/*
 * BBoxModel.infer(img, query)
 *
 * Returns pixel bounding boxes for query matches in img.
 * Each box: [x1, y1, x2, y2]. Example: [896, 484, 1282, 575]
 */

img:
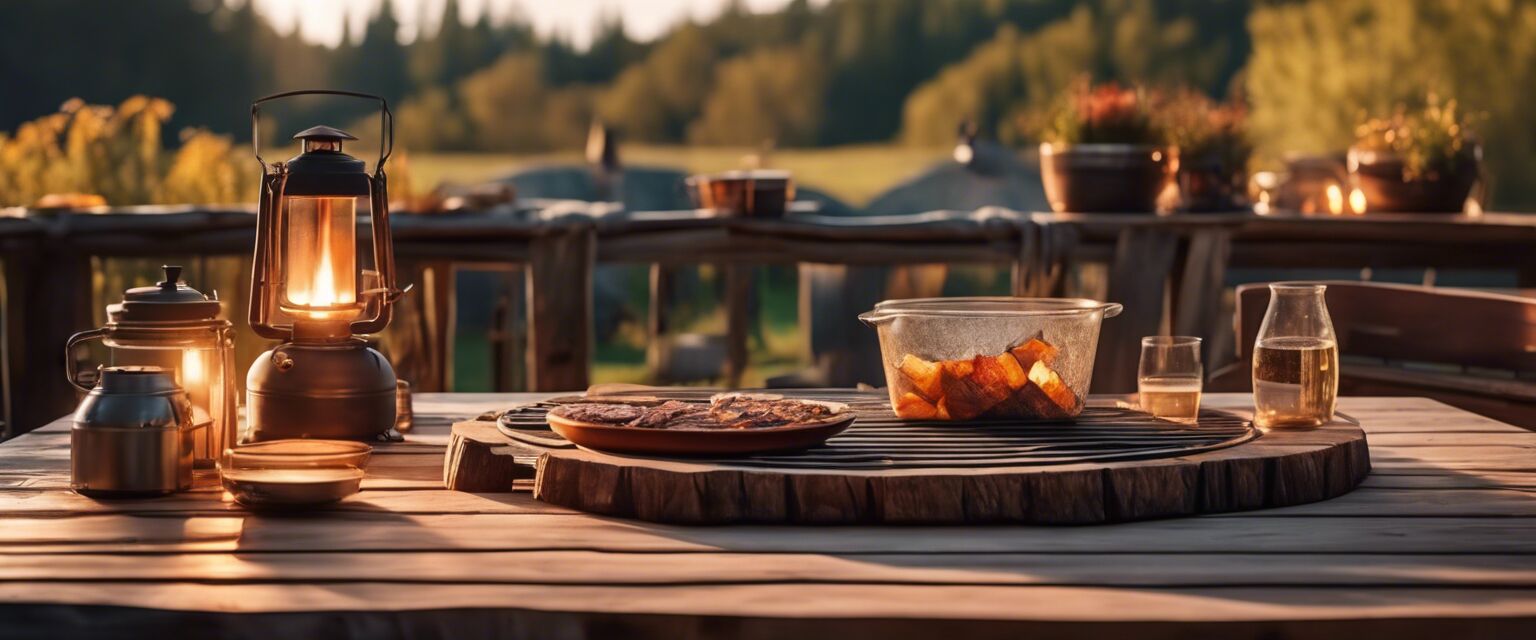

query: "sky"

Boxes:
[250, 0, 818, 49]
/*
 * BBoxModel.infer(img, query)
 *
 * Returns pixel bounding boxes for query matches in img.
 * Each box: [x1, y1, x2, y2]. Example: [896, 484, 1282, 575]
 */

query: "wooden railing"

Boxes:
[5, 205, 1536, 437]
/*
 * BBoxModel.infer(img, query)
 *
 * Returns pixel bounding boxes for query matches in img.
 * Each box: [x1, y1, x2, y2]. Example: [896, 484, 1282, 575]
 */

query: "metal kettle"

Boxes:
[71, 366, 196, 497]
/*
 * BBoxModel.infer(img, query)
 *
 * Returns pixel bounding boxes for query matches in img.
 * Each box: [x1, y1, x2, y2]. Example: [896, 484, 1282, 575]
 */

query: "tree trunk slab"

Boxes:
[445, 392, 1369, 525]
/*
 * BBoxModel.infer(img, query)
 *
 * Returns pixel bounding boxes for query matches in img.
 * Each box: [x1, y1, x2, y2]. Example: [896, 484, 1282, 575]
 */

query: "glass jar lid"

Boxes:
[107, 265, 222, 323]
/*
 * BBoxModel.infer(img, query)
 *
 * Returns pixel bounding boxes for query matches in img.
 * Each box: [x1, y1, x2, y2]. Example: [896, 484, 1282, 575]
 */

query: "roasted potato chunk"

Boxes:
[939, 357, 1005, 420]
[894, 392, 941, 420]
[1009, 335, 1060, 371]
[1027, 360, 1082, 415]
[897, 354, 943, 401]
[891, 334, 1079, 421]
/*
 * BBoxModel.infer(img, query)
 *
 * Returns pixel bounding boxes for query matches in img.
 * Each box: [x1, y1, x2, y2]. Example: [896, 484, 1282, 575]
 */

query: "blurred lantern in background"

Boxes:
[246, 90, 408, 442]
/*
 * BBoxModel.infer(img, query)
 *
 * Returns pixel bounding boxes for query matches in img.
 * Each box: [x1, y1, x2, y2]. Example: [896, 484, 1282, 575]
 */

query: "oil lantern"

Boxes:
[66, 265, 237, 468]
[247, 90, 407, 441]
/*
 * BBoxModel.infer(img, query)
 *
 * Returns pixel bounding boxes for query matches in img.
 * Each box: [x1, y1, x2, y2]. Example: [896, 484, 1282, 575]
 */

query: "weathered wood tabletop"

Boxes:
[1, 392, 1533, 639]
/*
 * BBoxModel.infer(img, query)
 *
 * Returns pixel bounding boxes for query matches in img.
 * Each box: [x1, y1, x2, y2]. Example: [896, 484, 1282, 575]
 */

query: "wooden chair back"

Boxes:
[1234, 281, 1536, 371]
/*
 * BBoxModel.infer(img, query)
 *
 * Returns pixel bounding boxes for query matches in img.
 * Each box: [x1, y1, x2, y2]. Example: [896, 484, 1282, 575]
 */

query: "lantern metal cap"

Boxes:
[292, 125, 357, 142]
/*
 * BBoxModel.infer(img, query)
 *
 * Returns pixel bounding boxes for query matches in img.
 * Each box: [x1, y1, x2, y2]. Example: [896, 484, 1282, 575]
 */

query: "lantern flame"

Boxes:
[284, 197, 356, 316]
[312, 240, 338, 307]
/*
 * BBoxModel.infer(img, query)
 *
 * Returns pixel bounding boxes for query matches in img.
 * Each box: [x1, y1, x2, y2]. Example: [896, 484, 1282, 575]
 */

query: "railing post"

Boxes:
[525, 215, 595, 392]
[14, 234, 94, 432]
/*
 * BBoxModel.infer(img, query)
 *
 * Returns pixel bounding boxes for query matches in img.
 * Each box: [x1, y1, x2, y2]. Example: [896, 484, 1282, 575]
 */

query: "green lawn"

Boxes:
[406, 143, 948, 207]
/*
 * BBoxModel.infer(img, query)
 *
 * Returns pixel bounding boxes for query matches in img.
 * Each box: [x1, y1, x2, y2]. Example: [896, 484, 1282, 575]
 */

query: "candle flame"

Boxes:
[1348, 188, 1367, 215]
[181, 348, 205, 386]
[1325, 184, 1345, 216]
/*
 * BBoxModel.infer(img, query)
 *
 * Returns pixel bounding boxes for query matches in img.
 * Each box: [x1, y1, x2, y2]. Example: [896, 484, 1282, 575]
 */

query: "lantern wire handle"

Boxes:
[251, 90, 392, 174]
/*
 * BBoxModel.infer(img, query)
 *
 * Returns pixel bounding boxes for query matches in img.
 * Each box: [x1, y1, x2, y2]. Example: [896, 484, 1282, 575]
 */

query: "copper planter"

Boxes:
[1040, 143, 1174, 213]
[1347, 146, 1480, 214]
[686, 170, 794, 217]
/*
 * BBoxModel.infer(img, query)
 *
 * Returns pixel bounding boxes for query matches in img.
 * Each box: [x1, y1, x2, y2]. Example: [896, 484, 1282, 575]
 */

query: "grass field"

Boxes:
[406, 143, 949, 207]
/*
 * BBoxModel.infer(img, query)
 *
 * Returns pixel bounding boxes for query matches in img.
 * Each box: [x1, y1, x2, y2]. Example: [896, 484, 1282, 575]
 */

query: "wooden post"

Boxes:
[525, 217, 594, 392]
[1095, 227, 1180, 394]
[15, 247, 94, 433]
[1171, 229, 1233, 370]
[426, 262, 455, 391]
[723, 264, 752, 388]
[646, 263, 672, 381]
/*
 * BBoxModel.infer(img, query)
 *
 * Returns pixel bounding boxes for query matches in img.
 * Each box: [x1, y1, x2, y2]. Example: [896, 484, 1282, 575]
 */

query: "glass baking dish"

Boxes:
[859, 297, 1122, 421]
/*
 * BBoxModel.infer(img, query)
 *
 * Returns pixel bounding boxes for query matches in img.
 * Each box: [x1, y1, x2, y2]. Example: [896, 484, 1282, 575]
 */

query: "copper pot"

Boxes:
[686, 170, 794, 217]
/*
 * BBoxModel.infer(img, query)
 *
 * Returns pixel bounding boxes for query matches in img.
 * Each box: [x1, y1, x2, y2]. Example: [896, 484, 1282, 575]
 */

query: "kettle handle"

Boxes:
[64, 329, 106, 392]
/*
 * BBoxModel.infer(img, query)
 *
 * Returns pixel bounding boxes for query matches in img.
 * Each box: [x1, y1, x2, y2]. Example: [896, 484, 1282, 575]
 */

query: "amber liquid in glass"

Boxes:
[1138, 376, 1202, 423]
[1252, 337, 1338, 428]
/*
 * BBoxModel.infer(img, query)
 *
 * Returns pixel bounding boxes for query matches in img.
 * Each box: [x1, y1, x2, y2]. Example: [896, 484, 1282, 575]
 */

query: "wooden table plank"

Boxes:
[2, 583, 1534, 633]
[2, 513, 1532, 555]
[2, 551, 1533, 588]
[2, 392, 1533, 638]
[2, 485, 1532, 518]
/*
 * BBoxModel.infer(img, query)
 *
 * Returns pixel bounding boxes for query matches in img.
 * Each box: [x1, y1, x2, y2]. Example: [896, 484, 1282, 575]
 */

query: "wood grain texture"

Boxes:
[521, 422, 1368, 525]
[2, 392, 1533, 640]
[443, 391, 1368, 525]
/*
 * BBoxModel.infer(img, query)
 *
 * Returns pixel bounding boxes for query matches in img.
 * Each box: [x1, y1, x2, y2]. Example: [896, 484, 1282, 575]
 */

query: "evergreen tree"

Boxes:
[348, 0, 409, 103]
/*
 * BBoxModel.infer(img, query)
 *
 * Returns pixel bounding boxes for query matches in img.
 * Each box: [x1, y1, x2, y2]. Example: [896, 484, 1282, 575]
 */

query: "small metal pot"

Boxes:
[71, 367, 197, 497]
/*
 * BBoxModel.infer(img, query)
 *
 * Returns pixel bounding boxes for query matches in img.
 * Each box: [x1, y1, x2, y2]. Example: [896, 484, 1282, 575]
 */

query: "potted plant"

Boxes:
[1349, 94, 1481, 214]
[1162, 91, 1252, 212]
[1030, 82, 1173, 213]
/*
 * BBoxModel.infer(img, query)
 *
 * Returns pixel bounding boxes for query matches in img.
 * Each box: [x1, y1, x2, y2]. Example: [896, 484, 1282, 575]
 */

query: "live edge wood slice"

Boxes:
[444, 389, 1370, 525]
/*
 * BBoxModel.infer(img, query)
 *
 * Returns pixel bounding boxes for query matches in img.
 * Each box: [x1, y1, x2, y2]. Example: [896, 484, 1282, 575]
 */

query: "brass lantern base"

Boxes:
[246, 339, 397, 442]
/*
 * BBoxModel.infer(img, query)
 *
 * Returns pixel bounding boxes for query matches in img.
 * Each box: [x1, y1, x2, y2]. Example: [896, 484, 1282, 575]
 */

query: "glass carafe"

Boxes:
[1252, 283, 1338, 428]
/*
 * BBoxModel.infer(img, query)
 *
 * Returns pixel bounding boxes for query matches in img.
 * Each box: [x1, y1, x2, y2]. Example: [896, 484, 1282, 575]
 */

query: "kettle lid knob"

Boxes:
[159, 265, 183, 290]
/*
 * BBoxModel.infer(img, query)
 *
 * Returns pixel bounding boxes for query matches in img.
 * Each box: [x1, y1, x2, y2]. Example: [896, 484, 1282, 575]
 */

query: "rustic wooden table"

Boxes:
[1, 392, 1533, 638]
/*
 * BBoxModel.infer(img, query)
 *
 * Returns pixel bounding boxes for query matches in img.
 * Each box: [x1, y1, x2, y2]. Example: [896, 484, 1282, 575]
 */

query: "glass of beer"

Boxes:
[1138, 336, 1203, 423]
[1252, 282, 1339, 429]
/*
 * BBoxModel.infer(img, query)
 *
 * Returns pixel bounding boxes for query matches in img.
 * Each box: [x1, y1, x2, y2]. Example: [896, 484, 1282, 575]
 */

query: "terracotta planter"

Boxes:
[1347, 145, 1480, 214]
[1177, 153, 1249, 213]
[1040, 143, 1174, 213]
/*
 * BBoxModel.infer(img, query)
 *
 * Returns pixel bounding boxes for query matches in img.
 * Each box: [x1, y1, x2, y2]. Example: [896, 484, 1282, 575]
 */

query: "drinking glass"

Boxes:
[1252, 282, 1338, 428]
[1138, 336, 1203, 423]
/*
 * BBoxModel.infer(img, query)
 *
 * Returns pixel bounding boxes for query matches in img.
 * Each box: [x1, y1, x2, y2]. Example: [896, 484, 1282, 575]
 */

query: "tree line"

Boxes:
[3, 0, 1535, 206]
[0, 0, 1247, 150]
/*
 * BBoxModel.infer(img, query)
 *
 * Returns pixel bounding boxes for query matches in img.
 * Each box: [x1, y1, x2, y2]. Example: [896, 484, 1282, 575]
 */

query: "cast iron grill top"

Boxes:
[496, 389, 1260, 470]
